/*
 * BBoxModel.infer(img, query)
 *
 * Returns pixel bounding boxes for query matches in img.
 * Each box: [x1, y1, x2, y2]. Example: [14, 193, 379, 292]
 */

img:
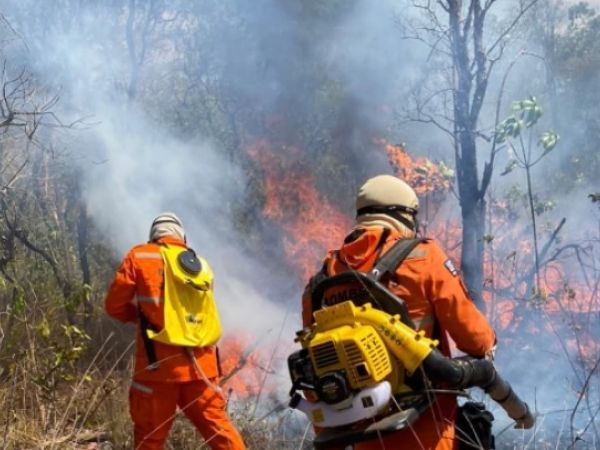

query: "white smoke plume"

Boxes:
[0, 0, 598, 444]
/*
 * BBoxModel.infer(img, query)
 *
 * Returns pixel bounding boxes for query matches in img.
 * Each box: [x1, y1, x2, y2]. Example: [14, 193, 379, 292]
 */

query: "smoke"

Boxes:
[322, 1, 600, 442]
[0, 1, 297, 382]
[0, 0, 599, 443]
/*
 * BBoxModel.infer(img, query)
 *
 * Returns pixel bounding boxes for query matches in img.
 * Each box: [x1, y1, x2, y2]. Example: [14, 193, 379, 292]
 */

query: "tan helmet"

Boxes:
[356, 175, 419, 231]
[149, 212, 186, 242]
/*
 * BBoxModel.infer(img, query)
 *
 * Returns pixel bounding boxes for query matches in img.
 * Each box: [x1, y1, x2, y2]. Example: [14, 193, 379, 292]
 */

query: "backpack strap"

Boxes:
[309, 238, 425, 320]
[136, 242, 171, 371]
[369, 238, 424, 282]
[309, 262, 330, 317]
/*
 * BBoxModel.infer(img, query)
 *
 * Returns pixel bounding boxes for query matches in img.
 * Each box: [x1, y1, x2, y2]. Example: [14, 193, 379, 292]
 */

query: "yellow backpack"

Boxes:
[146, 245, 223, 347]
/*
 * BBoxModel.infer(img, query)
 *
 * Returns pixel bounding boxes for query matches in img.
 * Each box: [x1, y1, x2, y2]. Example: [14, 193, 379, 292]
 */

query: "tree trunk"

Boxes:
[77, 203, 93, 327]
[461, 195, 486, 304]
[455, 123, 486, 304]
[448, 0, 487, 306]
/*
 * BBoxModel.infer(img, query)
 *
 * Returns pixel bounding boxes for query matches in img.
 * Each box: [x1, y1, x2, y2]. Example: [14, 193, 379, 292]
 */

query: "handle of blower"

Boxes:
[422, 352, 535, 429]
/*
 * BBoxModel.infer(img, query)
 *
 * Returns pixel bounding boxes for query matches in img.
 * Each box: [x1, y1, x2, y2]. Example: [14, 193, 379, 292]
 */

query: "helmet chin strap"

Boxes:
[356, 205, 418, 233]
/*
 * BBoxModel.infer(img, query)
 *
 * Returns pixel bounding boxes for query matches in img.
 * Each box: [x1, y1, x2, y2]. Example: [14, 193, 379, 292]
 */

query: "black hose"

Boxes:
[422, 351, 535, 429]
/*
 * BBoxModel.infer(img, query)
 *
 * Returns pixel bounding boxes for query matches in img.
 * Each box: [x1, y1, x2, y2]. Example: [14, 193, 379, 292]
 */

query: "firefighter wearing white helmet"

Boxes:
[356, 174, 419, 237]
[105, 212, 245, 450]
[301, 174, 497, 450]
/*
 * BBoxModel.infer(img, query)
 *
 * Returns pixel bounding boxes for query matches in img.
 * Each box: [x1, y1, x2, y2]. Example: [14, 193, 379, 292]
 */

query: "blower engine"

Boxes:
[288, 300, 535, 449]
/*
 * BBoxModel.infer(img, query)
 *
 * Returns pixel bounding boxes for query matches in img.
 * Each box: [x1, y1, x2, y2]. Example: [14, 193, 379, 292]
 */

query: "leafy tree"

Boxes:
[496, 96, 559, 296]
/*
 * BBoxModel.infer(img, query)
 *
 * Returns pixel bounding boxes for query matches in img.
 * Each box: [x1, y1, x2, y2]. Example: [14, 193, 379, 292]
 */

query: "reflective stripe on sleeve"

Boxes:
[134, 252, 162, 260]
[131, 381, 153, 394]
[135, 295, 163, 305]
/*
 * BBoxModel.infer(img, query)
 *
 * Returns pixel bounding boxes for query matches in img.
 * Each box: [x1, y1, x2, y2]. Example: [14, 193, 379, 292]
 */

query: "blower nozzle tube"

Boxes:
[422, 351, 535, 429]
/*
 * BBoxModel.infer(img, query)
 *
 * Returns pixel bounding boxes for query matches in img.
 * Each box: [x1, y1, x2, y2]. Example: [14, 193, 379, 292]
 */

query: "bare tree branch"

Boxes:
[487, 0, 539, 57]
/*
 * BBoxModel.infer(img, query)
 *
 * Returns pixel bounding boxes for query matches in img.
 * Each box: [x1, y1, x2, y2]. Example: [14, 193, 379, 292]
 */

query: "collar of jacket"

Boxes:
[337, 226, 401, 271]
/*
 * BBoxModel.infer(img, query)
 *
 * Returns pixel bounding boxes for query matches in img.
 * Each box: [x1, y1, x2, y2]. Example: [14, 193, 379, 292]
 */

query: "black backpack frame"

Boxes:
[309, 238, 424, 326]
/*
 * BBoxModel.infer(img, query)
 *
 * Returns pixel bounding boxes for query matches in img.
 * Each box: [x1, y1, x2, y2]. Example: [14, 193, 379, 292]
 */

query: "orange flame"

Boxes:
[219, 334, 267, 397]
[377, 139, 452, 195]
[248, 138, 351, 281]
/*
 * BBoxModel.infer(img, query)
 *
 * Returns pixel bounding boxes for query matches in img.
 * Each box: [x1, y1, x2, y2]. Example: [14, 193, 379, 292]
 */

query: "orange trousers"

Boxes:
[353, 399, 457, 450]
[129, 379, 245, 450]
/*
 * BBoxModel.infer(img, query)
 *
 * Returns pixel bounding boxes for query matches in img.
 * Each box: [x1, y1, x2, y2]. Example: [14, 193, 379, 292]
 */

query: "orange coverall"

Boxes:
[302, 226, 496, 450]
[105, 236, 245, 450]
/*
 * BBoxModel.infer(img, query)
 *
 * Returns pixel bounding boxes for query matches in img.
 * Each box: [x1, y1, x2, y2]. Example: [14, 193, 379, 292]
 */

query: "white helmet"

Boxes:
[356, 175, 419, 231]
[149, 212, 185, 242]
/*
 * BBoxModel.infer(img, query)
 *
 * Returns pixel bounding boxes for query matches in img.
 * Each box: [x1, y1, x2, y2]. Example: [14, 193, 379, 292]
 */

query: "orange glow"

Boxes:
[219, 334, 265, 397]
[427, 219, 462, 261]
[377, 139, 451, 195]
[237, 136, 598, 397]
[248, 139, 351, 282]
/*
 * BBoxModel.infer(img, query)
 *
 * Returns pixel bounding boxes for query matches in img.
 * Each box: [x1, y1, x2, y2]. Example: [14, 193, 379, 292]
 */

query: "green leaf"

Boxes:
[539, 130, 559, 153]
[438, 161, 455, 178]
[496, 116, 522, 141]
[495, 130, 507, 144]
[38, 318, 51, 339]
[83, 284, 92, 302]
[10, 289, 25, 317]
[512, 96, 542, 128]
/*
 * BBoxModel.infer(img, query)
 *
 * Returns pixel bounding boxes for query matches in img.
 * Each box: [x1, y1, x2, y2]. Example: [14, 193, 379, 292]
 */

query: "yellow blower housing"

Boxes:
[295, 301, 438, 395]
[309, 324, 392, 390]
[290, 298, 534, 450]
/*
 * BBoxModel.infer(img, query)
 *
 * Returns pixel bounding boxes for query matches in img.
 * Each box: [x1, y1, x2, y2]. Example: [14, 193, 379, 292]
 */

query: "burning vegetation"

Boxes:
[248, 139, 352, 281]
[245, 137, 600, 427]
[2, 1, 600, 449]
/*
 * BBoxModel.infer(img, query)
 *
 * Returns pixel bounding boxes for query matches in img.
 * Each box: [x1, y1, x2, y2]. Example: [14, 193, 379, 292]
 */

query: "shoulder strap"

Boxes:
[309, 238, 424, 317]
[369, 238, 424, 281]
[308, 262, 329, 315]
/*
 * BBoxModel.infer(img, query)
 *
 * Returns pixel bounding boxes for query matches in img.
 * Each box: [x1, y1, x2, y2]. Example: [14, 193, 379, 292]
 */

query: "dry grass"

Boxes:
[1, 311, 596, 449]
[0, 374, 313, 449]
[0, 324, 312, 450]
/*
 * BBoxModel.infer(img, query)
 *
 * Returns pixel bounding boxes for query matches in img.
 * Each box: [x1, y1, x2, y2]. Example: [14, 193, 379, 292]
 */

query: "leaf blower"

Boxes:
[288, 270, 534, 449]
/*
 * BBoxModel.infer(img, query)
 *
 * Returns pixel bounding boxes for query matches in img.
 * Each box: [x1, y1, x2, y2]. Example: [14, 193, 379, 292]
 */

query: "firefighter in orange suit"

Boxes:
[302, 175, 496, 450]
[105, 213, 245, 450]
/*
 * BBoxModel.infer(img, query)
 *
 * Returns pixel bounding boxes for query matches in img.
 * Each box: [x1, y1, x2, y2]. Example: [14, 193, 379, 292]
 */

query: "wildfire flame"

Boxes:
[219, 334, 268, 397]
[378, 139, 453, 195]
[248, 138, 351, 281]
[225, 137, 597, 398]
[218, 139, 353, 397]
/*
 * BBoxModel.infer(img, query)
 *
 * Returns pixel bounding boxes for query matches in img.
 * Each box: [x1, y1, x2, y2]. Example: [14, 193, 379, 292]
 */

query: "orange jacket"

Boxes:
[302, 226, 496, 450]
[105, 236, 219, 383]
